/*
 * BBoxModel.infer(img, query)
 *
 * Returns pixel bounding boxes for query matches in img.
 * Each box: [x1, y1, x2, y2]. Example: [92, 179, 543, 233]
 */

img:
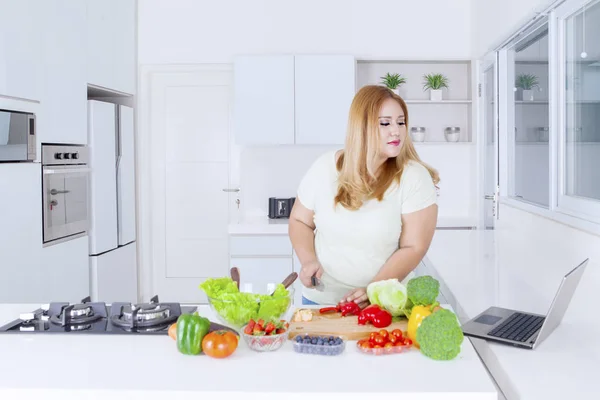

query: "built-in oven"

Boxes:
[42, 144, 90, 246]
[0, 109, 36, 162]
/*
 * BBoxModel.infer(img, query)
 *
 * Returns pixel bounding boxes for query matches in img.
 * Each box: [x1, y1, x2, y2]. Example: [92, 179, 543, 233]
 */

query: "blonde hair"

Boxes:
[334, 85, 440, 210]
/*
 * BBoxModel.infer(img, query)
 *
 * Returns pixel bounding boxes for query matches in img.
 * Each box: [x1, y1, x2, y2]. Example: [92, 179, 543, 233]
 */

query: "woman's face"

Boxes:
[378, 98, 406, 159]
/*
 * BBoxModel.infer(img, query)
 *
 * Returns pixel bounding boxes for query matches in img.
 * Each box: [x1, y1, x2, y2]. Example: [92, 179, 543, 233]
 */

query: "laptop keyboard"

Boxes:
[487, 312, 545, 342]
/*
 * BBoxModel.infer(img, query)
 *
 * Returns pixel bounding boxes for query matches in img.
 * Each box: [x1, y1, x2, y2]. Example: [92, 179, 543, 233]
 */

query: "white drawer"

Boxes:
[230, 235, 292, 256]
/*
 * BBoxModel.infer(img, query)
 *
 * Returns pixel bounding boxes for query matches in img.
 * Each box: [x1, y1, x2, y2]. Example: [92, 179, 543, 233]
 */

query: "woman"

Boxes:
[288, 84, 439, 306]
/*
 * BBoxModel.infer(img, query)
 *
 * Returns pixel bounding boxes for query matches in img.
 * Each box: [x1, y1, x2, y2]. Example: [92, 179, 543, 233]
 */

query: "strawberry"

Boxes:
[243, 324, 254, 335]
[247, 319, 256, 330]
[264, 322, 276, 335]
[276, 328, 286, 334]
[253, 324, 264, 335]
[257, 319, 265, 329]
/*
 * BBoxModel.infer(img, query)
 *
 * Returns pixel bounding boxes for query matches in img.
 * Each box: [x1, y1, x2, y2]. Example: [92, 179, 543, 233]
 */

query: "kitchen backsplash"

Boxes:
[240, 145, 340, 219]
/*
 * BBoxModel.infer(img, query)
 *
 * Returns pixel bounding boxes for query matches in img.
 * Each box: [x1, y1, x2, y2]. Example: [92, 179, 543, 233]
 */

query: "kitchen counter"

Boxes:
[0, 304, 498, 400]
[228, 216, 477, 235]
[423, 229, 600, 400]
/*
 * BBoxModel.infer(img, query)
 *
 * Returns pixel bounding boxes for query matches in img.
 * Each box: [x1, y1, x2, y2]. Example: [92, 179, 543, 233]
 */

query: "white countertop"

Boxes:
[0, 304, 498, 400]
[423, 229, 600, 400]
[229, 216, 477, 235]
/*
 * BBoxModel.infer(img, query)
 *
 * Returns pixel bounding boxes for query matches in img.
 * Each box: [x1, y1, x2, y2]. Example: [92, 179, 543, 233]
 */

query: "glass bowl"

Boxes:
[240, 324, 288, 352]
[207, 283, 294, 329]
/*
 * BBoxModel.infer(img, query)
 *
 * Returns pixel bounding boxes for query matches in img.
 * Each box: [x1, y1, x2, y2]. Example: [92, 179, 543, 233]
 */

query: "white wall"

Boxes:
[138, 0, 472, 64]
[471, 0, 556, 57]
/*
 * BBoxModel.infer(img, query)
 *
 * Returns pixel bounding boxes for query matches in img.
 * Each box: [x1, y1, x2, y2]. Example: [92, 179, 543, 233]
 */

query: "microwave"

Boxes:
[0, 109, 36, 162]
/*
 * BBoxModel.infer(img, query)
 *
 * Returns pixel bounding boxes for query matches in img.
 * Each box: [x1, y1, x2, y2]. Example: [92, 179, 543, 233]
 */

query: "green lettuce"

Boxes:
[366, 279, 408, 317]
[199, 278, 290, 327]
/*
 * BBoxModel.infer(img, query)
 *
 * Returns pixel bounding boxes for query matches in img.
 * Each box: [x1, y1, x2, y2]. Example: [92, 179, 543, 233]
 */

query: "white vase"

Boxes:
[444, 127, 460, 142]
[522, 89, 534, 101]
[410, 127, 426, 142]
[430, 89, 442, 101]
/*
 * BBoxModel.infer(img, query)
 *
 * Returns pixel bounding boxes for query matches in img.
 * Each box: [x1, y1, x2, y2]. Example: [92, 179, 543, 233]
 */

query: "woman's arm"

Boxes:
[370, 203, 438, 283]
[288, 200, 323, 286]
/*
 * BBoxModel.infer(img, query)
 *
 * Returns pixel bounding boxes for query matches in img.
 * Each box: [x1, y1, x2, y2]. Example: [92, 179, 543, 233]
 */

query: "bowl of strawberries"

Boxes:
[241, 318, 289, 352]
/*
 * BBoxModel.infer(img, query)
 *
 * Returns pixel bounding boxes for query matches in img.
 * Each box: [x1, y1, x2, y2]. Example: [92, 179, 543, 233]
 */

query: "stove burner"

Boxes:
[49, 297, 104, 327]
[110, 295, 179, 329]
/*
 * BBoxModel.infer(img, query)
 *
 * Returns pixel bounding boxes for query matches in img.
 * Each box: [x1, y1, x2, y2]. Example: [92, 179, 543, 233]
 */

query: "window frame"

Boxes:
[555, 0, 600, 224]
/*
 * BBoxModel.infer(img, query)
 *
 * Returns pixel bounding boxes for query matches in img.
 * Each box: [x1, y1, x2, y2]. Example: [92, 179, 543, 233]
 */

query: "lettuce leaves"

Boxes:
[199, 278, 290, 326]
[366, 279, 408, 317]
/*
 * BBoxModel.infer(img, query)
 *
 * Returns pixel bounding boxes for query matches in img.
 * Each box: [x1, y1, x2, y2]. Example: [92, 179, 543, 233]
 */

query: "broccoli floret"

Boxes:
[416, 308, 464, 361]
[407, 275, 440, 306]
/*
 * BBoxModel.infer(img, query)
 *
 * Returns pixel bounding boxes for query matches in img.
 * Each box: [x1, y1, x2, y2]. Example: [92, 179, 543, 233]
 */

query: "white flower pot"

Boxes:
[522, 89, 534, 101]
[410, 127, 426, 142]
[430, 89, 443, 101]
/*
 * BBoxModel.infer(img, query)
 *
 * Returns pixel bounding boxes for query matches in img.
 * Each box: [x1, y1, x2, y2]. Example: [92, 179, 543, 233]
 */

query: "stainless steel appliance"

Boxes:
[268, 197, 295, 219]
[42, 144, 90, 246]
[0, 109, 36, 162]
[0, 295, 236, 336]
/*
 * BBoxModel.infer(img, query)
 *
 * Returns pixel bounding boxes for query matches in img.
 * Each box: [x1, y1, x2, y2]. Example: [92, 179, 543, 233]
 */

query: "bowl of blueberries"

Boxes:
[293, 334, 345, 356]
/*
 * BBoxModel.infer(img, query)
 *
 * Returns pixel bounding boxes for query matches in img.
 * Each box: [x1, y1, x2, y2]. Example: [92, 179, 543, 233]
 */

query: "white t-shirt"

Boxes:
[297, 150, 437, 305]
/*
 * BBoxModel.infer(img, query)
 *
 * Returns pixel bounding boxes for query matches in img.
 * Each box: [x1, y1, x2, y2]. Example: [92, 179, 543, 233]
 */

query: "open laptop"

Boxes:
[462, 258, 588, 350]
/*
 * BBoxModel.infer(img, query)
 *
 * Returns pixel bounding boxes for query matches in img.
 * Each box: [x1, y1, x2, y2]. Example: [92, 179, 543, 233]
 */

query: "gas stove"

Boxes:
[0, 295, 198, 335]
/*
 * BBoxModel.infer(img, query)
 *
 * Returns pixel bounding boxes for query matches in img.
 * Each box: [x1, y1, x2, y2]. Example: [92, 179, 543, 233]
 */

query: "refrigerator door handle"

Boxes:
[115, 105, 122, 171]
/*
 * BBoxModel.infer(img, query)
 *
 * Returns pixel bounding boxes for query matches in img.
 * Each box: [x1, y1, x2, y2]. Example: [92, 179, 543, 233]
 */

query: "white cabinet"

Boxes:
[294, 55, 356, 145]
[86, 0, 136, 94]
[234, 55, 356, 146]
[0, 0, 43, 101]
[234, 55, 295, 145]
[39, 0, 87, 146]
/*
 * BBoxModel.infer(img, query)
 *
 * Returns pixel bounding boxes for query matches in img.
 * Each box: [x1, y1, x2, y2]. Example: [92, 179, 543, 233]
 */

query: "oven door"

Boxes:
[42, 166, 90, 245]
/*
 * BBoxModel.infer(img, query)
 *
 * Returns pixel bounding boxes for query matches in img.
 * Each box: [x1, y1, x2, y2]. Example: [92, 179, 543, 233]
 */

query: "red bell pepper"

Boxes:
[357, 304, 392, 328]
[319, 302, 360, 317]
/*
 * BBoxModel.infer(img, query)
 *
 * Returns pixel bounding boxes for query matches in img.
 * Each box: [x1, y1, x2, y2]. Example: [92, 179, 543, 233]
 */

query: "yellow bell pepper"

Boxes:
[407, 303, 440, 348]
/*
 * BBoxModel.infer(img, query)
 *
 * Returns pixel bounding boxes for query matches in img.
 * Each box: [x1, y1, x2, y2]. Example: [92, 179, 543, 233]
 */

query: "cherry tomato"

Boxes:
[388, 334, 398, 344]
[394, 340, 405, 347]
[384, 342, 394, 349]
[369, 332, 378, 342]
[392, 329, 403, 338]
[201, 330, 238, 359]
[403, 338, 413, 346]
[374, 335, 386, 346]
[360, 341, 372, 349]
[378, 329, 389, 340]
[373, 345, 382, 348]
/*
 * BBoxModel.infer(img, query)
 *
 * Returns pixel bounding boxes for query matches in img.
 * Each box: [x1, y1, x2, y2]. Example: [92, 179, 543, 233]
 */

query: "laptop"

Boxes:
[462, 258, 588, 350]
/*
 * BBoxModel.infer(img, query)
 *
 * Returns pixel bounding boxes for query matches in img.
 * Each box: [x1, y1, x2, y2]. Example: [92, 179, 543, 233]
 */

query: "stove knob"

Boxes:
[54, 153, 63, 160]
[63, 153, 71, 159]
[71, 153, 79, 160]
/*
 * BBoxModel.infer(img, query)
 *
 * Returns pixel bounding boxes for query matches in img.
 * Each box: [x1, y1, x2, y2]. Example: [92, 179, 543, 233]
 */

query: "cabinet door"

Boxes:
[88, 100, 118, 255]
[90, 242, 138, 303]
[86, 0, 136, 94]
[40, 0, 87, 146]
[0, 0, 42, 101]
[234, 55, 295, 145]
[294, 55, 356, 145]
[117, 105, 136, 245]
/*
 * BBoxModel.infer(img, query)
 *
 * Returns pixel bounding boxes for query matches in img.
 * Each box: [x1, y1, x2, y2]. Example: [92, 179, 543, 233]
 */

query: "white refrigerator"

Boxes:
[87, 100, 138, 303]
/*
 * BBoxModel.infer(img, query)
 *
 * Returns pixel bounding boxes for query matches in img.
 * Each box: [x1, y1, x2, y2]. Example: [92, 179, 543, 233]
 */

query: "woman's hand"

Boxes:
[299, 260, 324, 288]
[342, 287, 369, 305]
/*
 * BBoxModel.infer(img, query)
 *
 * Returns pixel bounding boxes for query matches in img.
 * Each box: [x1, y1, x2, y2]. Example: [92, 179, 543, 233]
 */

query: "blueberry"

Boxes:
[303, 338, 310, 344]
[295, 336, 302, 343]
[317, 339, 323, 346]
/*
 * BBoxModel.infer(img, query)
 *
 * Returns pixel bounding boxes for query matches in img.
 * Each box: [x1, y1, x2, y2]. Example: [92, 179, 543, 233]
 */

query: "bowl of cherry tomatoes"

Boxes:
[357, 328, 413, 355]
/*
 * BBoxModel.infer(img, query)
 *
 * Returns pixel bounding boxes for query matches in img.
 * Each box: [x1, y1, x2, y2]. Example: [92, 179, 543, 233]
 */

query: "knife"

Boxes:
[311, 274, 325, 292]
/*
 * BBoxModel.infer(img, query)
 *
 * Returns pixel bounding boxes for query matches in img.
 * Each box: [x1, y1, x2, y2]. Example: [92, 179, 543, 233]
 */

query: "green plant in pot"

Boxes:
[381, 73, 406, 95]
[423, 73, 449, 101]
[515, 73, 539, 101]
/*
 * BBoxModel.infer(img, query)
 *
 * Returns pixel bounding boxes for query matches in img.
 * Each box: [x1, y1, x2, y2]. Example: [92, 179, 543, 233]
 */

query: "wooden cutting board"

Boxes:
[288, 308, 408, 341]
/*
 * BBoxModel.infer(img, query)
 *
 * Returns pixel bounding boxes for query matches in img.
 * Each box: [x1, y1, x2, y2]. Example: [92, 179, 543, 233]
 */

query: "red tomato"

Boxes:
[373, 345, 382, 348]
[384, 342, 394, 349]
[403, 338, 413, 346]
[369, 332, 378, 342]
[391, 329, 403, 339]
[378, 329, 389, 340]
[374, 335, 386, 346]
[388, 334, 398, 344]
[394, 341, 405, 347]
[201, 330, 238, 359]
[360, 341, 372, 349]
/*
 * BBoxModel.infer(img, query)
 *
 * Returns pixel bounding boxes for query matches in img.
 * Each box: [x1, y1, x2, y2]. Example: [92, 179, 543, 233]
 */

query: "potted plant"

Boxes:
[515, 73, 539, 101]
[423, 73, 449, 101]
[381, 73, 406, 96]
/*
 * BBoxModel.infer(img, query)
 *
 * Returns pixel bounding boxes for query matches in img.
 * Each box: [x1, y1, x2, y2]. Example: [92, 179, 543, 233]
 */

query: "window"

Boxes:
[506, 22, 550, 208]
[557, 0, 600, 222]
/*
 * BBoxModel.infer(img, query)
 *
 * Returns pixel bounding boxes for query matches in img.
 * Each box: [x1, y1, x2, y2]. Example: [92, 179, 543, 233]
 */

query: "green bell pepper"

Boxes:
[176, 312, 211, 355]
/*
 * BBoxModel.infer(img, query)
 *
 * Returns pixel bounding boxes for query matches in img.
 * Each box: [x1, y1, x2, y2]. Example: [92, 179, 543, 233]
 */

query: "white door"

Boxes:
[294, 55, 356, 145]
[117, 105, 136, 246]
[88, 100, 118, 254]
[480, 52, 499, 229]
[143, 66, 235, 302]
